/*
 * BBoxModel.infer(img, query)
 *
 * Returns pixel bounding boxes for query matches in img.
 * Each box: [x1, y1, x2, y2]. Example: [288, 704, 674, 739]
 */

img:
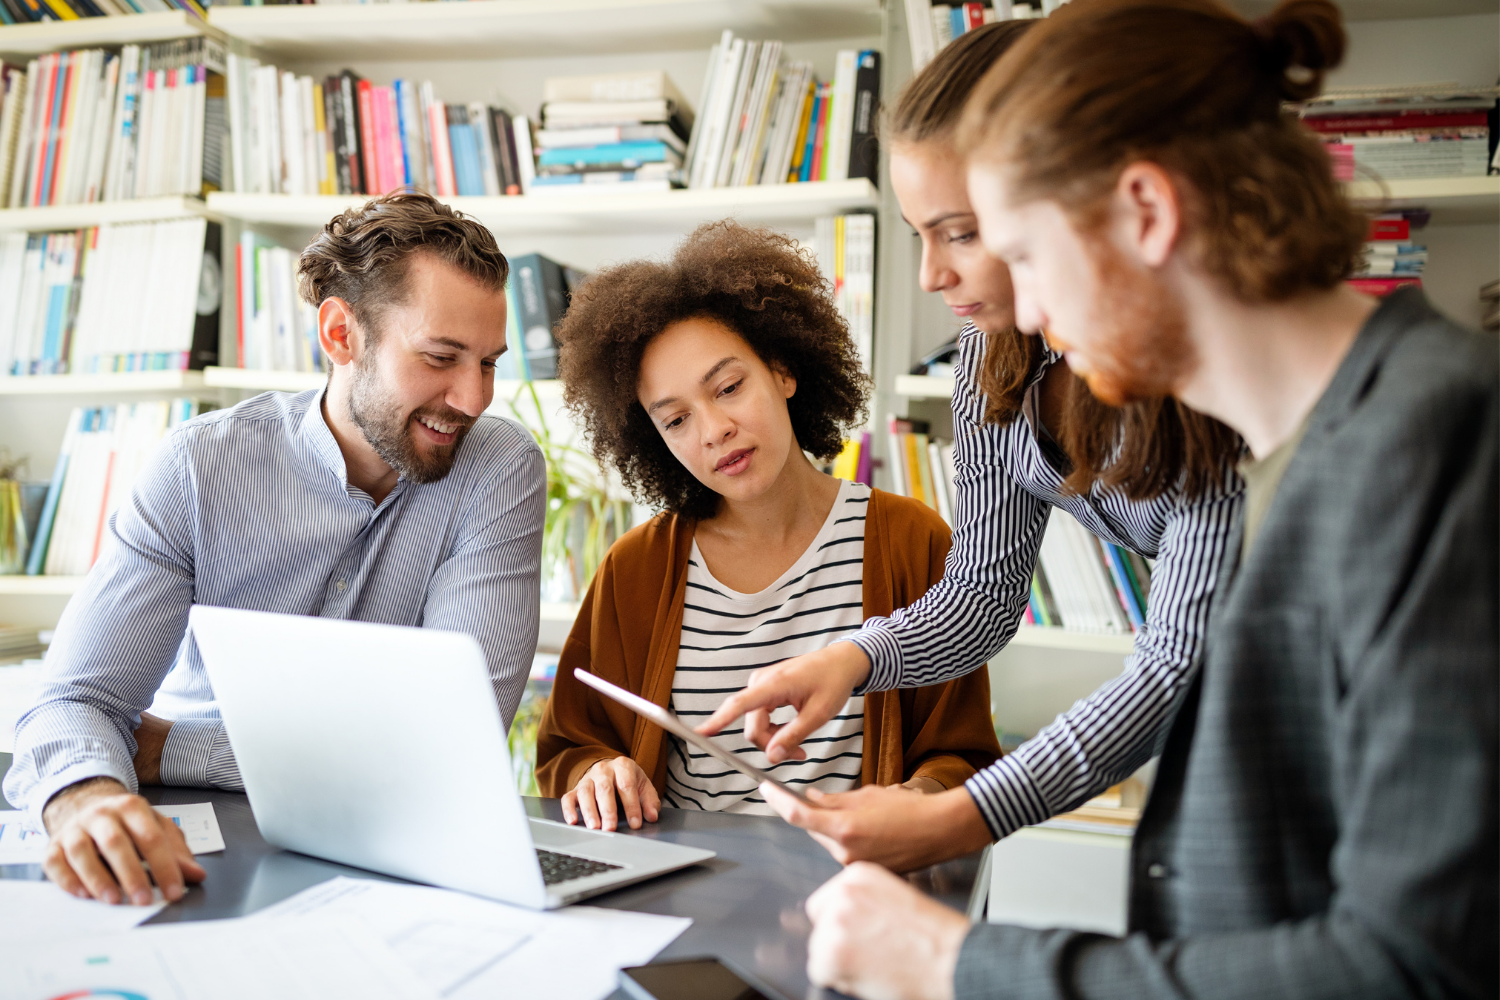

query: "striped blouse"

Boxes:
[666, 480, 870, 813]
[848, 324, 1243, 840]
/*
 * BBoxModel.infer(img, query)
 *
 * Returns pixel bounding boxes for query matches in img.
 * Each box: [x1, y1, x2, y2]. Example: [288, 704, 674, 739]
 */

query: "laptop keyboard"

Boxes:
[536, 848, 624, 886]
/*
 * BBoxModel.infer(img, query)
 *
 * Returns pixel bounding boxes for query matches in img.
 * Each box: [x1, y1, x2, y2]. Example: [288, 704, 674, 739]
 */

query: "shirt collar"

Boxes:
[298, 387, 403, 504]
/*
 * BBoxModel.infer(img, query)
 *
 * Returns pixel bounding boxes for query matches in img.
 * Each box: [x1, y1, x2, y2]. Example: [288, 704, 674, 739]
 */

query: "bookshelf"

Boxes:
[1348, 176, 1500, 226]
[893, 374, 957, 400]
[0, 10, 218, 58]
[0, 576, 83, 596]
[207, 0, 883, 61]
[0, 196, 218, 232]
[0, 371, 209, 396]
[206, 180, 879, 235]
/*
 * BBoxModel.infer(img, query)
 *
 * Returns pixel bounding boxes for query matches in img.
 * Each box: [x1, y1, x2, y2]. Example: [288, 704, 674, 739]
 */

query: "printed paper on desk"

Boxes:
[253, 876, 692, 1000]
[0, 880, 165, 942]
[0, 803, 224, 865]
[0, 915, 439, 1000]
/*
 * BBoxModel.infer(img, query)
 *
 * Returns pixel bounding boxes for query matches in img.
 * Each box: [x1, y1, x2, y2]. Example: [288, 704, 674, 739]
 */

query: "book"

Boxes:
[30, 399, 210, 577]
[510, 252, 570, 380]
[848, 51, 881, 186]
[542, 70, 691, 113]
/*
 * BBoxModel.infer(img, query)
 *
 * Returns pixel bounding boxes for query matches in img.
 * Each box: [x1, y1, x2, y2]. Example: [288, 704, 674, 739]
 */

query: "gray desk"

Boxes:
[0, 753, 984, 1000]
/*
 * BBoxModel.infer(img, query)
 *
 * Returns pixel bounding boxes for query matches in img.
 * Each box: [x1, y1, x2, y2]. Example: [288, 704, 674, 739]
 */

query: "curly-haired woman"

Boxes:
[534, 221, 1001, 831]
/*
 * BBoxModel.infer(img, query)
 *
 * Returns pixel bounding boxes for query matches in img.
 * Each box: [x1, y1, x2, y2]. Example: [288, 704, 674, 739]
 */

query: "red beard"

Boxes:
[1068, 241, 1196, 407]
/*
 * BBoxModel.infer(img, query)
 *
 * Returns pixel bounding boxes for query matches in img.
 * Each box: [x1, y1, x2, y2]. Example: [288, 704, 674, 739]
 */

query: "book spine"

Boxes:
[27, 407, 81, 575]
[427, 93, 455, 197]
[356, 78, 378, 194]
[848, 51, 881, 185]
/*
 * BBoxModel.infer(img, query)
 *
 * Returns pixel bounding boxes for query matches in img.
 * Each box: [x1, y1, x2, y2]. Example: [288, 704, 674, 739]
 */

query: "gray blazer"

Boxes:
[956, 288, 1498, 1000]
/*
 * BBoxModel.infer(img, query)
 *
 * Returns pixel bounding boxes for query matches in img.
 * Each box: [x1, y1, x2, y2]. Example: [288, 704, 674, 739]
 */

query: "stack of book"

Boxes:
[1300, 84, 1498, 182]
[828, 433, 874, 487]
[904, 0, 1063, 70]
[0, 218, 221, 376]
[2, 39, 228, 208]
[224, 57, 534, 198]
[500, 252, 587, 380]
[814, 213, 876, 368]
[25, 398, 211, 577]
[532, 71, 690, 194]
[685, 32, 880, 189]
[1347, 215, 1425, 298]
[1030, 508, 1150, 635]
[0, 0, 205, 22]
[235, 231, 323, 374]
[886, 414, 1149, 634]
[887, 415, 957, 525]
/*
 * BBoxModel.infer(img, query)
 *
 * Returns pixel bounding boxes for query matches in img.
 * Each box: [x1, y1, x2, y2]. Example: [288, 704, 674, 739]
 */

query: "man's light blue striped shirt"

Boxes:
[5, 388, 545, 828]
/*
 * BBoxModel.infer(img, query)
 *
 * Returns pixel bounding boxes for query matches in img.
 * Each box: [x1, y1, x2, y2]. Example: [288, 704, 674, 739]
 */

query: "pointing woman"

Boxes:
[700, 18, 1244, 872]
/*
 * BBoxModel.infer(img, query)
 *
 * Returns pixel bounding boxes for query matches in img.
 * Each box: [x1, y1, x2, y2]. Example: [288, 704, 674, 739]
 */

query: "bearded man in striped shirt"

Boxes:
[5, 192, 545, 908]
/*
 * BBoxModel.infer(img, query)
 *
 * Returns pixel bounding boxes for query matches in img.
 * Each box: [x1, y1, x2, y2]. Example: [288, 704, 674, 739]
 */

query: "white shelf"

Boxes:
[0, 196, 216, 232]
[540, 601, 581, 624]
[893, 374, 956, 400]
[0, 11, 220, 58]
[209, 0, 881, 60]
[1011, 627, 1135, 655]
[203, 366, 324, 393]
[1234, 0, 1495, 18]
[0, 370, 207, 396]
[203, 367, 566, 402]
[0, 576, 83, 596]
[1345, 176, 1500, 227]
[205, 180, 878, 235]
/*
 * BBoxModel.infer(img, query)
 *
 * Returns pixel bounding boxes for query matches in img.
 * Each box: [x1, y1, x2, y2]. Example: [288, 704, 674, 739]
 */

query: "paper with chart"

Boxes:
[0, 810, 47, 865]
[0, 803, 224, 865]
[0, 916, 439, 1000]
[0, 880, 165, 943]
[254, 876, 692, 1000]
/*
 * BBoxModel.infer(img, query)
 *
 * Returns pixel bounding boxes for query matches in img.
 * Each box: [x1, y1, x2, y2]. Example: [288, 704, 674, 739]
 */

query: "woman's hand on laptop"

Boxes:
[759, 782, 992, 874]
[562, 756, 660, 832]
[696, 641, 872, 764]
[41, 777, 206, 905]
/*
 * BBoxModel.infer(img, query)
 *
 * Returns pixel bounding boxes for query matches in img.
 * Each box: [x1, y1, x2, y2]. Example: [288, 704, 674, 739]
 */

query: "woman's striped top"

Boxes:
[665, 479, 871, 814]
[848, 324, 1243, 840]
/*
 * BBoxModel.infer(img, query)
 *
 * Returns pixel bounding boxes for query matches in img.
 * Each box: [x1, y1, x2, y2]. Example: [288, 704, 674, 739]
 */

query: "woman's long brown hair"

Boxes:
[889, 19, 1242, 501]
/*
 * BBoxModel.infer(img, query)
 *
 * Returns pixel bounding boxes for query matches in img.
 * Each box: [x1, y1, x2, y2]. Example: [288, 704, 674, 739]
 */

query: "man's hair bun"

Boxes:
[1256, 0, 1346, 102]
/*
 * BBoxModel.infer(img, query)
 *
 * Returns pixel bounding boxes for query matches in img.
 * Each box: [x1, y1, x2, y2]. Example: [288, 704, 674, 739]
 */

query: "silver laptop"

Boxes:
[189, 605, 714, 909]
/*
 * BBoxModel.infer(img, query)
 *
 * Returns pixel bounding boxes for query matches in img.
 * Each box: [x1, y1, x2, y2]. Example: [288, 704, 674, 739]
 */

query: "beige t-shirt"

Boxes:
[1238, 413, 1313, 558]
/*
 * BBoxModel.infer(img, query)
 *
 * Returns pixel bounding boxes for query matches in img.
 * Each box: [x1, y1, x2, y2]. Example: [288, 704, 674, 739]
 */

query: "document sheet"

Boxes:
[0, 880, 166, 942]
[0, 917, 438, 1000]
[254, 876, 692, 1000]
[0, 802, 224, 865]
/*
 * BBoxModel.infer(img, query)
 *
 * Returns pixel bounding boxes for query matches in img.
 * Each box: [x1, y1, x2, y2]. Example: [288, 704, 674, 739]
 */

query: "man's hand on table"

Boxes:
[561, 756, 660, 832]
[696, 640, 871, 764]
[760, 782, 993, 872]
[41, 775, 205, 905]
[806, 861, 970, 1000]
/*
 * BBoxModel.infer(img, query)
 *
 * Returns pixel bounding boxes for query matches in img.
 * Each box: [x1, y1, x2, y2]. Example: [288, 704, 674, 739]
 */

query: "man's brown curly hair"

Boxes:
[556, 220, 871, 520]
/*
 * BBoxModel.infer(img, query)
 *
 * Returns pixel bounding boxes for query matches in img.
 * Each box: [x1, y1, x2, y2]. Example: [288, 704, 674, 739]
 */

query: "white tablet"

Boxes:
[572, 668, 810, 803]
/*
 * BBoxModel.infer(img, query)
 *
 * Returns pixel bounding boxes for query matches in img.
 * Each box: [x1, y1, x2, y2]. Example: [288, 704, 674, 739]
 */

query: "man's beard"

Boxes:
[1068, 241, 1196, 408]
[348, 349, 475, 485]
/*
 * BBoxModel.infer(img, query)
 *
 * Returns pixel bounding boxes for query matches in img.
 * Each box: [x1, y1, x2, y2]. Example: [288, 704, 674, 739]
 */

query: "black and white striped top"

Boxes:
[4, 389, 545, 828]
[848, 325, 1243, 840]
[665, 480, 871, 814]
